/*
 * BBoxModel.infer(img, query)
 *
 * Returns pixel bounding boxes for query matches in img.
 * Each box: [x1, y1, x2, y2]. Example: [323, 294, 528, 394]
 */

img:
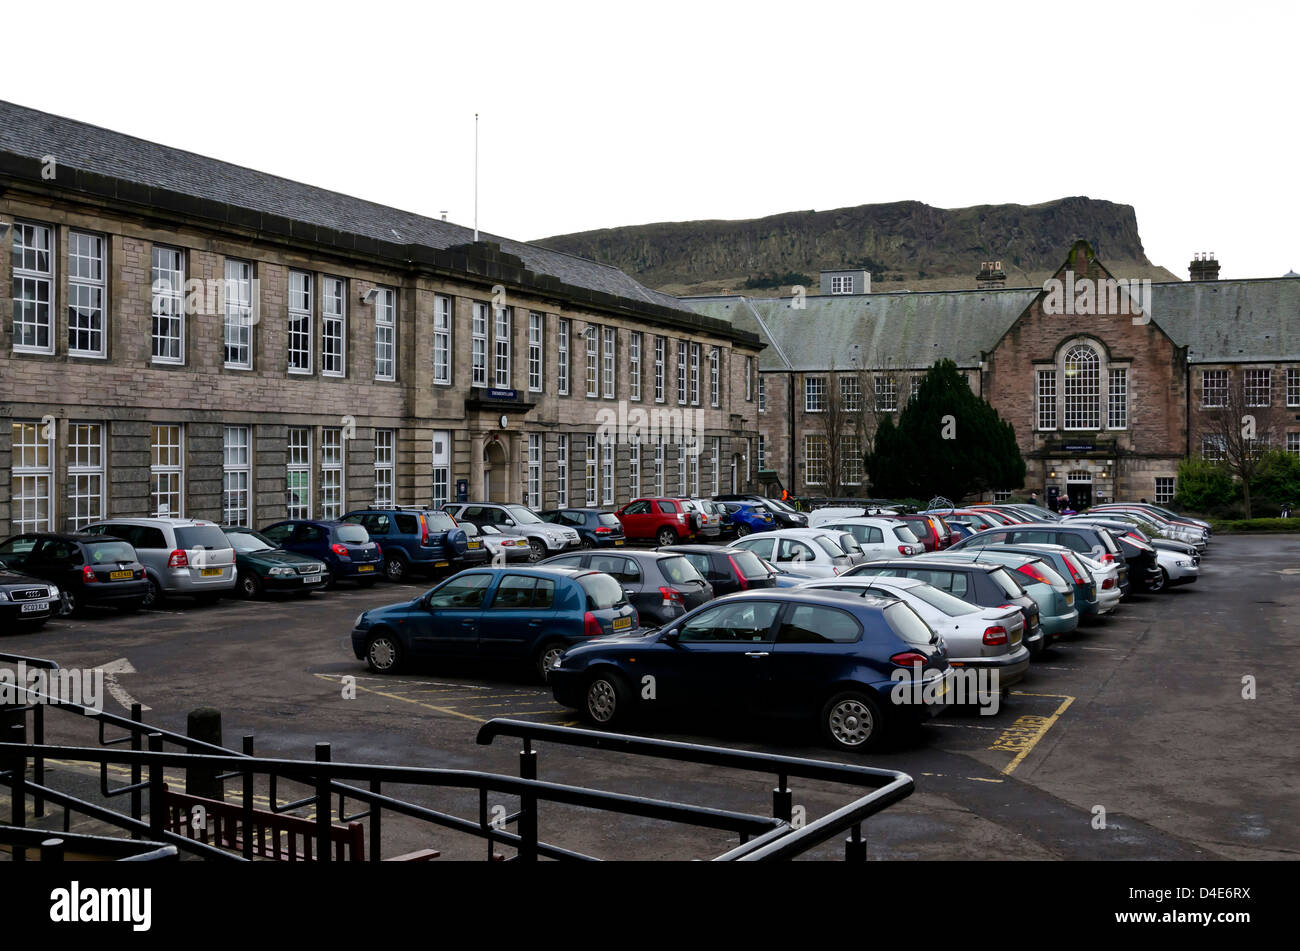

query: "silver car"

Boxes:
[443, 502, 581, 563]
[83, 517, 236, 606]
[731, 528, 855, 578]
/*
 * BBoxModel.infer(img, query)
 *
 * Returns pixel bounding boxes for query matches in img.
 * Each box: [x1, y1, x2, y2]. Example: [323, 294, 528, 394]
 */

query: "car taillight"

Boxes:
[1016, 563, 1050, 585]
[677, 513, 685, 522]
[583, 611, 604, 637]
[595, 527, 612, 534]
[889, 651, 929, 668]
[659, 586, 684, 608]
[982, 625, 1008, 646]
[1100, 552, 1115, 564]
[82, 565, 98, 582]
[1063, 559, 1085, 585]
[1102, 578, 1115, 589]
[727, 556, 749, 590]
[167, 549, 188, 568]
[898, 544, 911, 555]
[331, 543, 348, 556]
[420, 516, 429, 546]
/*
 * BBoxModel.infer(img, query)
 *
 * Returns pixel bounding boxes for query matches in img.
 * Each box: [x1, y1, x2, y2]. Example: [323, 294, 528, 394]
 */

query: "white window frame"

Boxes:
[11, 421, 54, 532]
[1108, 367, 1128, 429]
[629, 332, 642, 401]
[1288, 368, 1300, 408]
[68, 423, 106, 530]
[585, 435, 599, 506]
[68, 230, 106, 358]
[12, 222, 55, 355]
[629, 442, 641, 498]
[1288, 433, 1300, 458]
[151, 424, 184, 518]
[678, 443, 687, 496]
[758, 375, 766, 412]
[1201, 434, 1227, 462]
[602, 438, 614, 505]
[287, 270, 313, 374]
[654, 336, 666, 403]
[841, 434, 863, 486]
[151, 246, 185, 365]
[1063, 344, 1101, 430]
[375, 287, 396, 381]
[1245, 368, 1271, 408]
[472, 302, 489, 387]
[431, 430, 450, 511]
[557, 319, 571, 396]
[689, 445, 699, 497]
[711, 437, 720, 495]
[874, 375, 897, 413]
[556, 435, 569, 507]
[689, 343, 700, 405]
[528, 433, 542, 508]
[654, 437, 665, 495]
[528, 312, 544, 393]
[321, 428, 344, 519]
[677, 340, 688, 404]
[804, 434, 827, 486]
[709, 347, 720, 407]
[585, 326, 599, 397]
[222, 425, 251, 526]
[805, 377, 825, 413]
[494, 305, 511, 388]
[840, 376, 861, 412]
[1154, 477, 1176, 504]
[433, 295, 452, 385]
[1201, 369, 1228, 408]
[322, 276, 346, 377]
[757, 434, 766, 472]
[602, 326, 616, 399]
[374, 429, 395, 507]
[1037, 369, 1058, 430]
[830, 275, 853, 295]
[287, 427, 312, 519]
[224, 258, 254, 370]
[745, 357, 753, 401]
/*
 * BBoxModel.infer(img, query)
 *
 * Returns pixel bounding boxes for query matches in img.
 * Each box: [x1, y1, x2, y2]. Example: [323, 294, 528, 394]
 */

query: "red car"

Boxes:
[894, 514, 954, 552]
[615, 498, 696, 546]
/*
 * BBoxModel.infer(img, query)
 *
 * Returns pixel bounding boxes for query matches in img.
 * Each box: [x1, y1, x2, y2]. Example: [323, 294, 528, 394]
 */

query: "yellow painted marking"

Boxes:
[990, 694, 1075, 775]
[313, 672, 485, 722]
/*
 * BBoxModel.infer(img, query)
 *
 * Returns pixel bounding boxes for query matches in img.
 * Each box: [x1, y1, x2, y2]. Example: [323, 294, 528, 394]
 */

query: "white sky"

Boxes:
[7, 0, 1297, 280]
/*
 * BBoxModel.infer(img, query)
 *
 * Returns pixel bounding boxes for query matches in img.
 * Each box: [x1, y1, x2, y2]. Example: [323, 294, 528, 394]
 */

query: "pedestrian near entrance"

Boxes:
[1029, 491, 1039, 506]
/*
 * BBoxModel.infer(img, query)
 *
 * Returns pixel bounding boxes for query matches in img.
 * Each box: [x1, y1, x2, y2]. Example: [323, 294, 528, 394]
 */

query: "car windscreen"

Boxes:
[883, 602, 935, 646]
[579, 573, 627, 609]
[225, 531, 274, 553]
[506, 506, 544, 524]
[598, 514, 622, 528]
[729, 550, 768, 579]
[84, 540, 137, 564]
[990, 567, 1028, 599]
[174, 526, 231, 550]
[658, 555, 705, 584]
[905, 584, 981, 616]
[336, 525, 370, 544]
[766, 498, 796, 513]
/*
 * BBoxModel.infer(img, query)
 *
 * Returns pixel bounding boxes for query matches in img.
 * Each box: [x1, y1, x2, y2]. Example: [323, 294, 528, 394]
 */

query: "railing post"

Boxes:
[40, 837, 64, 862]
[369, 778, 382, 863]
[315, 742, 331, 863]
[845, 822, 867, 862]
[519, 739, 538, 862]
[130, 703, 143, 836]
[772, 773, 793, 824]
[147, 732, 164, 837]
[32, 699, 45, 818]
[8, 723, 26, 862]
[241, 735, 254, 860]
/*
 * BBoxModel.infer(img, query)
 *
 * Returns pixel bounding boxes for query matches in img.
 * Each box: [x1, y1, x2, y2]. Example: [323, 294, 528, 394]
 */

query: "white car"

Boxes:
[799, 576, 1031, 686]
[1073, 553, 1123, 614]
[818, 517, 923, 559]
[731, 528, 855, 578]
[808, 506, 899, 526]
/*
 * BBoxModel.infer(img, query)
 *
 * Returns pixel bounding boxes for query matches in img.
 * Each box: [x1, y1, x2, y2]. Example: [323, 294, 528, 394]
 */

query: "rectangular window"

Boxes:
[629, 332, 642, 401]
[1201, 369, 1228, 408]
[874, 375, 897, 412]
[629, 442, 641, 498]
[840, 376, 862, 411]
[151, 246, 185, 364]
[151, 424, 184, 518]
[689, 444, 700, 497]
[288, 270, 312, 373]
[586, 326, 600, 397]
[1154, 477, 1176, 504]
[557, 319, 571, 396]
[1245, 368, 1271, 407]
[1288, 433, 1300, 458]
[1201, 435, 1226, 462]
[757, 435, 766, 472]
[993, 490, 1012, 503]
[374, 429, 395, 507]
[1289, 368, 1300, 408]
[494, 305, 511, 388]
[711, 437, 721, 495]
[841, 434, 863, 486]
[431, 430, 450, 511]
[222, 426, 251, 526]
[322, 277, 346, 377]
[68, 231, 106, 357]
[602, 439, 614, 505]
[13, 222, 54, 354]
[804, 435, 827, 486]
[911, 375, 921, 401]
[677, 340, 688, 404]
[375, 287, 396, 381]
[287, 427, 311, 518]
[709, 347, 720, 407]
[67, 423, 105, 530]
[745, 356, 753, 401]
[678, 443, 687, 496]
[758, 375, 766, 412]
[1108, 368, 1128, 429]
[602, 326, 616, 399]
[654, 336, 666, 402]
[654, 437, 665, 495]
[689, 343, 700, 405]
[556, 435, 569, 507]
[321, 428, 344, 519]
[224, 258, 253, 369]
[528, 434, 542, 508]
[1038, 370, 1057, 430]
[433, 295, 452, 385]
[528, 312, 544, 393]
[472, 302, 489, 387]
[830, 275, 853, 294]
[585, 435, 598, 506]
[805, 377, 825, 412]
[11, 421, 53, 531]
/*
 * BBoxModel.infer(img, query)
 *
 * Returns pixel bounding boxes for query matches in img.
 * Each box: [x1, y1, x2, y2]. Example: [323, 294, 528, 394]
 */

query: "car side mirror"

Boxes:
[661, 627, 680, 645]
[504, 519, 516, 527]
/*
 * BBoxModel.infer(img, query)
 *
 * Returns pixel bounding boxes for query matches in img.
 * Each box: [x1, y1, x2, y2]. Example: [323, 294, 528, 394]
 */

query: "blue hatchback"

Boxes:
[550, 589, 955, 752]
[351, 566, 639, 680]
[260, 519, 382, 588]
[719, 501, 776, 537]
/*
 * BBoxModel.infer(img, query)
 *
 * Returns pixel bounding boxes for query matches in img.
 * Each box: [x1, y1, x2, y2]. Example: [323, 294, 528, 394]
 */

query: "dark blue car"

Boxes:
[260, 519, 382, 588]
[550, 589, 955, 752]
[341, 508, 486, 582]
[351, 566, 639, 679]
[719, 501, 776, 537]
[538, 508, 627, 549]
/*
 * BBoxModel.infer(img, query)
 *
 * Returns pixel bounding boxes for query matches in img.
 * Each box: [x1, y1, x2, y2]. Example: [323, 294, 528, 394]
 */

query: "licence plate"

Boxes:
[467, 541, 481, 549]
[304, 574, 322, 584]
[109, 570, 133, 581]
[21, 601, 48, 614]
[614, 540, 624, 546]
[200, 568, 222, 577]
[435, 561, 449, 568]
[358, 565, 375, 572]
[612, 616, 631, 631]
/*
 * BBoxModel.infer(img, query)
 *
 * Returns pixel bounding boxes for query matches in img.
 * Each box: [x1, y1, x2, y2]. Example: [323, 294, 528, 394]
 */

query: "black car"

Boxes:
[842, 557, 1046, 657]
[0, 560, 59, 629]
[222, 527, 330, 598]
[713, 495, 809, 528]
[538, 508, 627, 549]
[540, 549, 713, 627]
[0, 532, 148, 617]
[657, 544, 777, 597]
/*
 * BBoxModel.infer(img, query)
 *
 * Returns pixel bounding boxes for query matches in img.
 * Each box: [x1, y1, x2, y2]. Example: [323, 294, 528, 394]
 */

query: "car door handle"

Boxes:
[461, 619, 476, 627]
[744, 651, 770, 658]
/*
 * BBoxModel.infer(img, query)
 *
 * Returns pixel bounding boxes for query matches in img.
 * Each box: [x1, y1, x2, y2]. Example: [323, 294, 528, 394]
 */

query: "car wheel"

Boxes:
[58, 589, 82, 618]
[656, 527, 678, 547]
[365, 631, 403, 673]
[584, 671, 631, 727]
[820, 690, 885, 753]
[384, 554, 408, 582]
[140, 577, 163, 609]
[580, 538, 595, 550]
[527, 540, 547, 563]
[321, 571, 338, 591]
[535, 640, 567, 681]
[734, 523, 752, 538]
[1149, 568, 1168, 593]
[237, 571, 262, 600]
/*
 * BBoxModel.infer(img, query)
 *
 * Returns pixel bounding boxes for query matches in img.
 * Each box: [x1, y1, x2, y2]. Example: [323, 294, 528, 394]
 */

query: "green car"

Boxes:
[222, 527, 330, 599]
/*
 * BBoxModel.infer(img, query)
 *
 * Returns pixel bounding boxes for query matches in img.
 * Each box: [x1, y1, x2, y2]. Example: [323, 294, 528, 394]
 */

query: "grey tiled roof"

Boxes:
[1148, 279, 1300, 363]
[0, 100, 688, 316]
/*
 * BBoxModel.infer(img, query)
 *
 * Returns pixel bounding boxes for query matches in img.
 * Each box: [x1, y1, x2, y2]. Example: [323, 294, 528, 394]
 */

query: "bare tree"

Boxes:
[1199, 374, 1278, 518]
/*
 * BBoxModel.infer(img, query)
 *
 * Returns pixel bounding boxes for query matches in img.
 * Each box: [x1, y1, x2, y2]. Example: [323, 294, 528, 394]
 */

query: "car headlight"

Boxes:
[1177, 560, 1193, 568]
[0, 591, 9, 602]
[269, 567, 295, 577]
[47, 586, 60, 598]
[354, 613, 367, 629]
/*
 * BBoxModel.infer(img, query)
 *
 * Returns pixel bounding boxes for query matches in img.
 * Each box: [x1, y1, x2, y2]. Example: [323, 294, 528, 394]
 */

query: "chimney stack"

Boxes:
[1189, 252, 1220, 282]
[976, 260, 1006, 289]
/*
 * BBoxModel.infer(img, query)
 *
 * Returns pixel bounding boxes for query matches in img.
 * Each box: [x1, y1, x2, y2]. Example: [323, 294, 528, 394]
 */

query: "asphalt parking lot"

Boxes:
[4, 534, 1296, 861]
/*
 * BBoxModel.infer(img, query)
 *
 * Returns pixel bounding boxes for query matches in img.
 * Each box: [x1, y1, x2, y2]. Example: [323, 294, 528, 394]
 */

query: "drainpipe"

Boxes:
[789, 370, 796, 496]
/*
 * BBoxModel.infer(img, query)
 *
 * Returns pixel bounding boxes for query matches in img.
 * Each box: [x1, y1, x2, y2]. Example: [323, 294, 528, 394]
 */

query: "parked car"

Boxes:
[351, 565, 638, 679]
[221, 527, 329, 599]
[936, 509, 1005, 534]
[819, 518, 923, 559]
[538, 508, 627, 549]
[1061, 518, 1172, 591]
[658, 544, 778, 597]
[83, 518, 237, 607]
[615, 498, 697, 546]
[341, 507, 485, 582]
[1074, 552, 1124, 615]
[799, 576, 1031, 687]
[1091, 502, 1211, 539]
[548, 588, 955, 751]
[442, 502, 581, 563]
[821, 529, 871, 565]
[893, 514, 953, 552]
[0, 560, 58, 629]
[1083, 505, 1208, 550]
[926, 550, 1078, 643]
[0, 532, 148, 616]
[259, 519, 382, 588]
[463, 523, 532, 563]
[730, 528, 855, 578]
[948, 520, 1127, 567]
[700, 500, 736, 538]
[842, 558, 1047, 657]
[541, 548, 713, 627]
[713, 495, 809, 528]
[758, 557, 822, 587]
[677, 498, 722, 539]
[972, 543, 1103, 620]
[717, 501, 776, 537]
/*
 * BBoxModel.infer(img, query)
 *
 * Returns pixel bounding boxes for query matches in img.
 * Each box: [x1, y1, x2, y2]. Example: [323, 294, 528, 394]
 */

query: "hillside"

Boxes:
[535, 197, 1178, 296]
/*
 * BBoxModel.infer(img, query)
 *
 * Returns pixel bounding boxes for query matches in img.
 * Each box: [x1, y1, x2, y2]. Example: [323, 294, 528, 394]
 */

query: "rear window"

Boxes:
[884, 602, 935, 647]
[598, 514, 622, 528]
[174, 526, 230, 550]
[1034, 562, 1068, 587]
[658, 555, 704, 584]
[579, 573, 627, 610]
[814, 536, 846, 558]
[990, 567, 1028, 599]
[423, 512, 455, 532]
[729, 550, 768, 579]
[336, 525, 370, 544]
[892, 525, 920, 544]
[84, 541, 136, 564]
[907, 585, 981, 616]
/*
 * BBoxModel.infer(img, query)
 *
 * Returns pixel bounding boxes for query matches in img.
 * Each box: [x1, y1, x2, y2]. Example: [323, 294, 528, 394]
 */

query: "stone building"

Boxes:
[0, 101, 763, 536]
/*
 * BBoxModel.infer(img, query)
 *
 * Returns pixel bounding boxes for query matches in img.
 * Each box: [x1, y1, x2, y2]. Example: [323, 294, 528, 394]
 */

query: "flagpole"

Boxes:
[474, 113, 479, 242]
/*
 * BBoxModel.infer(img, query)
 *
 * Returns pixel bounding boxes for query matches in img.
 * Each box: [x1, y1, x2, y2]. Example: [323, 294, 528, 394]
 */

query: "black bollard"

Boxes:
[185, 708, 224, 801]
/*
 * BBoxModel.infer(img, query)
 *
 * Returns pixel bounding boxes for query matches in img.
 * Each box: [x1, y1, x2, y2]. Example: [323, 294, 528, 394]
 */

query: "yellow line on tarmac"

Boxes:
[314, 672, 485, 723]
[992, 693, 1075, 775]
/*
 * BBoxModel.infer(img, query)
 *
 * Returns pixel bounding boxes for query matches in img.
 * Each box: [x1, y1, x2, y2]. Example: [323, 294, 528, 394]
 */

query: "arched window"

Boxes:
[1063, 344, 1101, 430]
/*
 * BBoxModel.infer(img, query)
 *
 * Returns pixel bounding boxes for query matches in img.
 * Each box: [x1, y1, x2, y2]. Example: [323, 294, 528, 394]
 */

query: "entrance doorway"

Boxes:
[1066, 470, 1093, 510]
[483, 440, 508, 502]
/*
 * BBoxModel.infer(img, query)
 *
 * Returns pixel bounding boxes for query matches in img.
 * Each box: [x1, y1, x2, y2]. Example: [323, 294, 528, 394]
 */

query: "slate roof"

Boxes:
[0, 100, 690, 318]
